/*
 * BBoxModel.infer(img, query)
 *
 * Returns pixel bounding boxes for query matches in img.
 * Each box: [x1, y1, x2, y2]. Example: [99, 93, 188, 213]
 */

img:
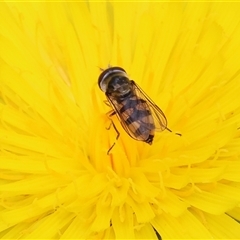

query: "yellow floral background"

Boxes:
[0, 1, 240, 239]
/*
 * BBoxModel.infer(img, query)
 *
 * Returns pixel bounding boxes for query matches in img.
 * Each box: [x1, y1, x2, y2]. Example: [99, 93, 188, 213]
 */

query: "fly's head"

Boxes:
[98, 67, 132, 99]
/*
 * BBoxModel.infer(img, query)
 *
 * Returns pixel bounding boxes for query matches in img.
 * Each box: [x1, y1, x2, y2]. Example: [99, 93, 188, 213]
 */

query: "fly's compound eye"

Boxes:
[98, 67, 127, 92]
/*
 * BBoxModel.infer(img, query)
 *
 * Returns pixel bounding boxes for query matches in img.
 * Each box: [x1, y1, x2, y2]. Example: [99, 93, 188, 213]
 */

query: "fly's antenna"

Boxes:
[97, 66, 105, 72]
[97, 63, 112, 72]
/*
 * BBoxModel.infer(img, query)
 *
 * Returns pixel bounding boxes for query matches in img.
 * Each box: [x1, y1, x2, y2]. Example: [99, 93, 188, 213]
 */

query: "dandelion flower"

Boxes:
[0, 2, 240, 239]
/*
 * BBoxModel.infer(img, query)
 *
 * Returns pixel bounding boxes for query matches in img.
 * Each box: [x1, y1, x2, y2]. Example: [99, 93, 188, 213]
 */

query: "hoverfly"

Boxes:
[98, 66, 179, 154]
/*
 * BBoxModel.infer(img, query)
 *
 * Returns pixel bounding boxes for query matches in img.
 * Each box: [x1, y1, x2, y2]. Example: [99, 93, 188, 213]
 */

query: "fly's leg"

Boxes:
[108, 110, 116, 117]
[107, 121, 120, 155]
[106, 113, 120, 154]
[166, 127, 182, 136]
[166, 127, 172, 133]
[175, 132, 182, 136]
[104, 100, 111, 107]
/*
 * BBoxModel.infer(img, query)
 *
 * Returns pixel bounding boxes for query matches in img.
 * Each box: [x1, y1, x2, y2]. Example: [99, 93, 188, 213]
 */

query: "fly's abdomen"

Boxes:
[119, 97, 155, 142]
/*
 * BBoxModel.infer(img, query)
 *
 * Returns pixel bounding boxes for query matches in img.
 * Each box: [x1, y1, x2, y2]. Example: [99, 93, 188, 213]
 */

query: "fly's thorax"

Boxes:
[106, 76, 133, 99]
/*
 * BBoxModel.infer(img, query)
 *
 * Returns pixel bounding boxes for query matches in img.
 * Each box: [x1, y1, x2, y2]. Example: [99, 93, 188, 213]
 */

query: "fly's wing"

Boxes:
[131, 81, 168, 132]
[106, 93, 154, 141]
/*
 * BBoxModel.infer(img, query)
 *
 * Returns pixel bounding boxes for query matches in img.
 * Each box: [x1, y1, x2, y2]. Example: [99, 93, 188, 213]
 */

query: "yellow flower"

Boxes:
[0, 1, 240, 239]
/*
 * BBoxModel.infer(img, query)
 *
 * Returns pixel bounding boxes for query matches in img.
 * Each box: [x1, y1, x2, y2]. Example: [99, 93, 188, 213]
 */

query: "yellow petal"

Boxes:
[206, 212, 240, 238]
